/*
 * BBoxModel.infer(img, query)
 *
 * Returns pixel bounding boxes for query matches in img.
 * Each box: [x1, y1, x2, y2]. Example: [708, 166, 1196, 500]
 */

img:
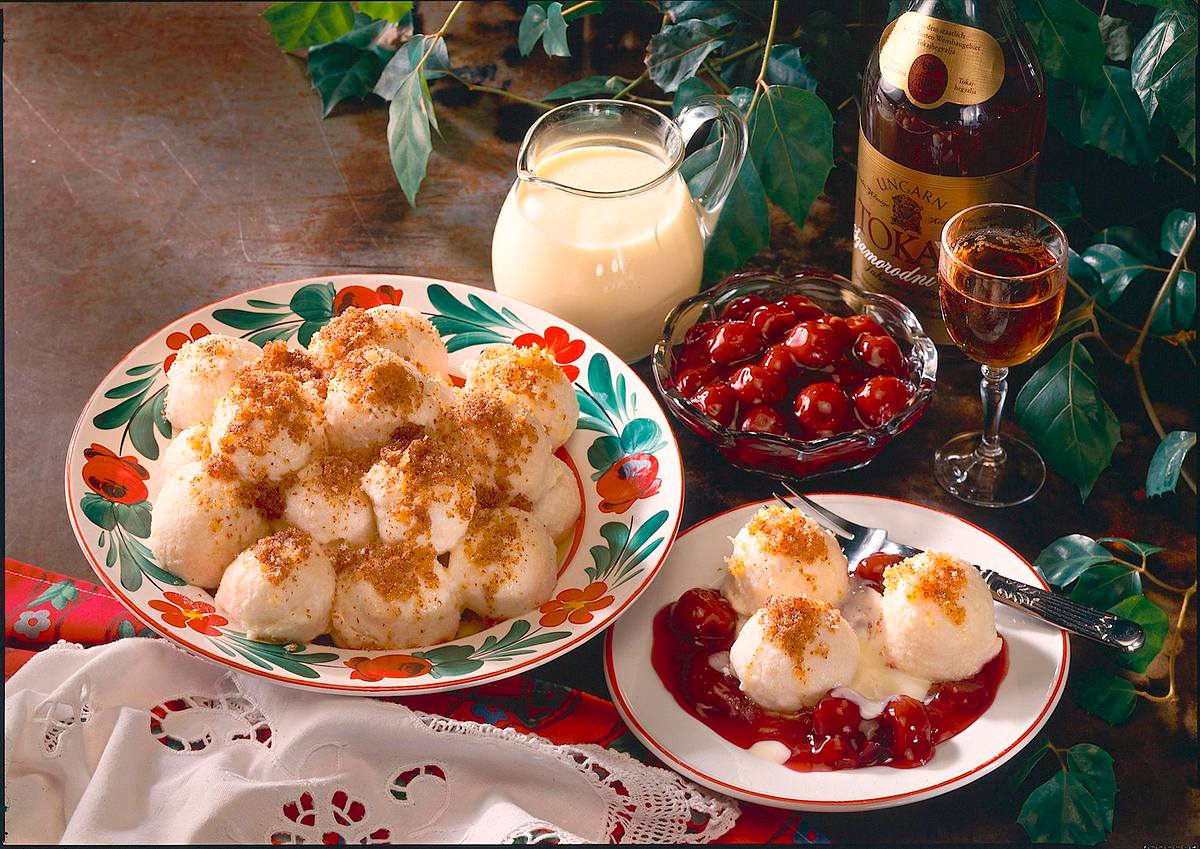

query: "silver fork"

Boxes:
[775, 484, 1145, 653]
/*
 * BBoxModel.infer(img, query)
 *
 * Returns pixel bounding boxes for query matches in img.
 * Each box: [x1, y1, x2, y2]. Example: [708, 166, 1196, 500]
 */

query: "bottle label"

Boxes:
[878, 12, 1004, 109]
[851, 129, 1038, 337]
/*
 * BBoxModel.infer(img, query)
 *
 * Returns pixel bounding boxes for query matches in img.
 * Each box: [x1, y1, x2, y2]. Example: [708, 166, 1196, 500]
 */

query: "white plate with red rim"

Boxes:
[65, 274, 684, 695]
[604, 494, 1069, 812]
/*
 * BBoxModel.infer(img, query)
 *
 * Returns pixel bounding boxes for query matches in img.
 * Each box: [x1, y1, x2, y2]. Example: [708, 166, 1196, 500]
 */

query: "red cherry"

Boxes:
[707, 321, 762, 364]
[812, 732, 862, 769]
[722, 294, 769, 321]
[826, 316, 856, 348]
[846, 314, 886, 339]
[684, 319, 721, 347]
[748, 304, 797, 343]
[853, 376, 913, 428]
[739, 404, 788, 435]
[854, 333, 905, 376]
[784, 321, 842, 368]
[669, 588, 737, 648]
[759, 344, 799, 380]
[813, 696, 863, 738]
[674, 364, 718, 398]
[855, 552, 905, 587]
[775, 295, 825, 322]
[729, 364, 787, 405]
[690, 382, 738, 427]
[675, 341, 712, 371]
[685, 654, 759, 722]
[793, 381, 852, 439]
[877, 695, 935, 767]
[829, 357, 870, 390]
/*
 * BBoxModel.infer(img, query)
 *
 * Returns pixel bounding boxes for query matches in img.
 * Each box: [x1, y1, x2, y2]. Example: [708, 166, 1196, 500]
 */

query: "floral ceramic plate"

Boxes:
[605, 495, 1069, 811]
[66, 274, 684, 695]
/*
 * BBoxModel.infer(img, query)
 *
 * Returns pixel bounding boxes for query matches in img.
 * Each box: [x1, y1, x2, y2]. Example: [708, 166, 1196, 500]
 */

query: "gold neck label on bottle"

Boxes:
[878, 11, 1004, 109]
[851, 129, 1038, 339]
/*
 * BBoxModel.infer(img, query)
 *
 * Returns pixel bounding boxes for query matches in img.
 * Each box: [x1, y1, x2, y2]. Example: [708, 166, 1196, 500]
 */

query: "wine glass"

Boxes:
[934, 203, 1068, 508]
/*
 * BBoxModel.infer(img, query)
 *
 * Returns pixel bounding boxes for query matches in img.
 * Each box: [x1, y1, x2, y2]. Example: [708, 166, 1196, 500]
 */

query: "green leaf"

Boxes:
[290, 281, 336, 321]
[105, 541, 117, 570]
[748, 85, 833, 231]
[427, 283, 500, 325]
[587, 435, 625, 475]
[1160, 208, 1196, 254]
[1047, 77, 1085, 146]
[1131, 8, 1196, 154]
[212, 307, 291, 331]
[262, 1, 356, 51]
[1108, 593, 1169, 672]
[646, 20, 726, 93]
[586, 353, 619, 417]
[129, 386, 167, 461]
[1080, 65, 1161, 167]
[1150, 269, 1196, 333]
[248, 325, 299, 347]
[625, 510, 669, 561]
[1049, 301, 1095, 345]
[297, 320, 324, 348]
[661, 0, 744, 27]
[1067, 248, 1102, 294]
[1098, 14, 1135, 61]
[374, 34, 449, 100]
[114, 500, 153, 539]
[153, 389, 171, 438]
[543, 75, 629, 101]
[125, 362, 161, 377]
[1080, 244, 1152, 306]
[28, 579, 80, 611]
[1074, 669, 1138, 724]
[92, 391, 148, 431]
[387, 70, 435, 206]
[619, 419, 665, 456]
[682, 138, 770, 283]
[765, 45, 818, 91]
[1014, 339, 1122, 500]
[798, 10, 853, 85]
[518, 1, 570, 58]
[1095, 224, 1163, 260]
[1039, 182, 1084, 231]
[104, 375, 156, 400]
[1006, 738, 1050, 797]
[441, 330, 512, 353]
[1018, 771, 1108, 844]
[115, 535, 143, 592]
[1017, 0, 1106, 90]
[1146, 429, 1196, 496]
[307, 13, 396, 117]
[672, 75, 714, 117]
[81, 493, 118, 531]
[426, 659, 486, 678]
[1096, 537, 1165, 557]
[1069, 562, 1141, 608]
[1065, 744, 1117, 831]
[1033, 534, 1114, 587]
[355, 1, 412, 22]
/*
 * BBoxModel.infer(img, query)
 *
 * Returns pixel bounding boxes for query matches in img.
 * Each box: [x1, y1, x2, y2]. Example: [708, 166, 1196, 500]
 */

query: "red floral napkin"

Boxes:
[4, 558, 828, 844]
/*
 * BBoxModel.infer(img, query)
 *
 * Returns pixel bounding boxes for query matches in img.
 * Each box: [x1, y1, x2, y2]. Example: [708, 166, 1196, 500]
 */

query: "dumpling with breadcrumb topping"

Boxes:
[324, 346, 452, 451]
[452, 390, 553, 501]
[164, 334, 262, 429]
[361, 435, 476, 554]
[308, 305, 450, 383]
[463, 344, 579, 448]
[208, 370, 325, 482]
[148, 459, 270, 589]
[531, 457, 581, 540]
[448, 506, 557, 620]
[283, 451, 376, 546]
[329, 541, 461, 650]
[215, 528, 335, 643]
[160, 424, 211, 481]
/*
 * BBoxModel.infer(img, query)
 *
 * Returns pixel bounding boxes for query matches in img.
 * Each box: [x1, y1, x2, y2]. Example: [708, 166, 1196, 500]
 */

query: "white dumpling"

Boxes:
[208, 370, 325, 482]
[160, 424, 211, 481]
[448, 506, 557, 620]
[463, 344, 579, 448]
[330, 542, 460, 650]
[149, 460, 269, 588]
[324, 346, 452, 451]
[215, 528, 335, 643]
[308, 305, 450, 383]
[361, 435, 476, 554]
[532, 457, 581, 540]
[164, 334, 262, 429]
[452, 390, 553, 501]
[282, 452, 376, 546]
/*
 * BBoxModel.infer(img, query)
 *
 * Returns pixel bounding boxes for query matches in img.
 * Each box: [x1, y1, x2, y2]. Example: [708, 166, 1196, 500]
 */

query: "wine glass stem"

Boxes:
[977, 364, 1008, 463]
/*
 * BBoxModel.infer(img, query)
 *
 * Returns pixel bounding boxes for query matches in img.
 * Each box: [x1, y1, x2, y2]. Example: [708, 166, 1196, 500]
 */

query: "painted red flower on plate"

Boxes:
[148, 592, 228, 636]
[514, 326, 586, 381]
[82, 443, 149, 504]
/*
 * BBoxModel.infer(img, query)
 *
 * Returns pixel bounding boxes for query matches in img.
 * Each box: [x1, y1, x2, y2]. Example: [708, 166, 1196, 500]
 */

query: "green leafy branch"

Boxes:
[1011, 740, 1117, 845]
[1034, 534, 1194, 725]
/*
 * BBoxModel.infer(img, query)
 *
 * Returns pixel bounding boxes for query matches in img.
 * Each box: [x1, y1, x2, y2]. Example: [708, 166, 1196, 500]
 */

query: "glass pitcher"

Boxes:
[491, 98, 747, 363]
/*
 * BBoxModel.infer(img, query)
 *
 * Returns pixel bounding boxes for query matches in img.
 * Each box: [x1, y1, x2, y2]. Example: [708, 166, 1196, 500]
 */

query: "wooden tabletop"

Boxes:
[4, 2, 1196, 843]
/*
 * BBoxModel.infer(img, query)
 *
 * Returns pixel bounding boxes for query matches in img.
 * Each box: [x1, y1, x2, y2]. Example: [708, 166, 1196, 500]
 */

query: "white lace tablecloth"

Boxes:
[4, 639, 738, 844]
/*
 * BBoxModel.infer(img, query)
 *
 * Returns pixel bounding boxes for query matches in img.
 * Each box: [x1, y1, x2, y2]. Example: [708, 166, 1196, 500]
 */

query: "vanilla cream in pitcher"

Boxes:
[492, 99, 747, 362]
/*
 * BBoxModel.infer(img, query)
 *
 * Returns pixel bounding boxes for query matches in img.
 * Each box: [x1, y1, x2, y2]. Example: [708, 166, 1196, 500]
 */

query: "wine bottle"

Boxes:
[852, 0, 1047, 343]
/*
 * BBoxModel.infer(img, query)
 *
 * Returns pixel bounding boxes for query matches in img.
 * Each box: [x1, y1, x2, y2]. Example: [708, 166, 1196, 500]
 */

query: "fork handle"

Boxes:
[981, 571, 1146, 653]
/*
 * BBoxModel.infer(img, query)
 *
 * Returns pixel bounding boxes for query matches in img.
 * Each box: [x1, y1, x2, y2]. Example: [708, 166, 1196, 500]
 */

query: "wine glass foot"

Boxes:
[933, 431, 1045, 508]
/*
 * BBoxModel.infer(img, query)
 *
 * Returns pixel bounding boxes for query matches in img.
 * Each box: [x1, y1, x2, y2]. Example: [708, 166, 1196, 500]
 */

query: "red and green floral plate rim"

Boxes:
[65, 274, 684, 694]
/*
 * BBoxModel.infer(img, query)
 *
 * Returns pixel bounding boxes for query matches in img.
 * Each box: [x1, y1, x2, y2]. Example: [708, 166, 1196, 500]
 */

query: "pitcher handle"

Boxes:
[676, 95, 749, 242]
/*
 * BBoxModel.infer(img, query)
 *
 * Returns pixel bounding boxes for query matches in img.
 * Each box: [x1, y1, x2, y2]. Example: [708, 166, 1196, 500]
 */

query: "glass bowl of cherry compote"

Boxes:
[653, 270, 937, 479]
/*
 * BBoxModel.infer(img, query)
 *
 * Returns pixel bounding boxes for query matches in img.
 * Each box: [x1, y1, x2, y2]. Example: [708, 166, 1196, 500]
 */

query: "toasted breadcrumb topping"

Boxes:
[312, 307, 385, 366]
[253, 527, 313, 585]
[761, 596, 841, 679]
[745, 505, 830, 564]
[216, 370, 319, 458]
[333, 540, 441, 604]
[474, 344, 563, 404]
[463, 509, 528, 603]
[884, 552, 969, 626]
